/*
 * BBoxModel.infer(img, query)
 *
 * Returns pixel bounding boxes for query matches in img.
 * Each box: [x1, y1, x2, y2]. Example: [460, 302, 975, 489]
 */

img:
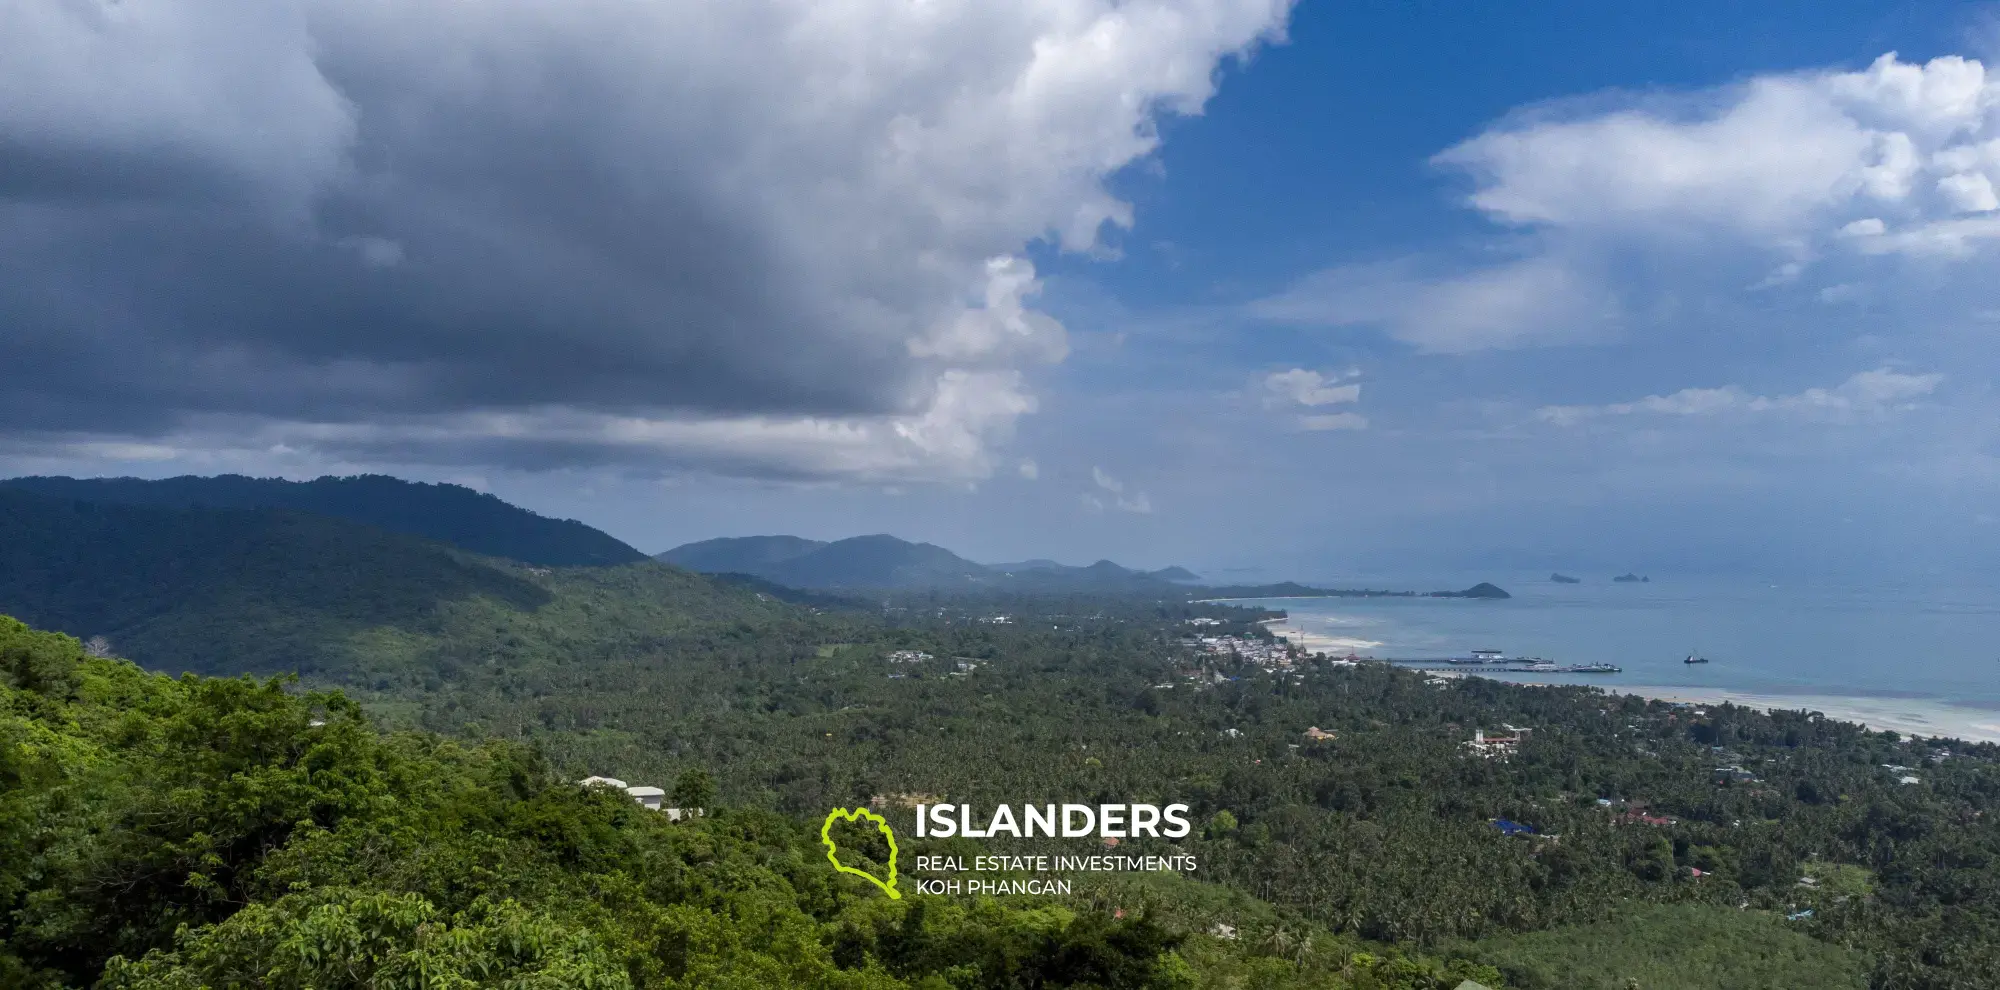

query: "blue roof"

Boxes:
[1490, 819, 1538, 836]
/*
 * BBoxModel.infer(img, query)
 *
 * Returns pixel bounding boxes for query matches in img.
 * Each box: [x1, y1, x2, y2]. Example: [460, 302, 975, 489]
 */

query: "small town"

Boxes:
[1180, 632, 1309, 671]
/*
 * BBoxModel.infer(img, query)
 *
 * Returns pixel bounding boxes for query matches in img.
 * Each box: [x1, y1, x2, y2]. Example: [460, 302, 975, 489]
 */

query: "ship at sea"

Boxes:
[1685, 652, 1709, 665]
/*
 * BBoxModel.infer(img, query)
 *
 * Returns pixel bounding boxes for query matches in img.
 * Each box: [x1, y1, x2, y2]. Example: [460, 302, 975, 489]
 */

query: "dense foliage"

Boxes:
[0, 615, 1497, 989]
[1449, 903, 1869, 989]
[0, 488, 795, 677]
[331, 593, 2000, 990]
[8, 480, 2000, 988]
[1, 474, 647, 567]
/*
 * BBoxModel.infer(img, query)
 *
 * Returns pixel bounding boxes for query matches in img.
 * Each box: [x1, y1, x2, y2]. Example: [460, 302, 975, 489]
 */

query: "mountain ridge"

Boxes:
[660, 533, 1200, 589]
[0, 473, 647, 567]
[0, 487, 790, 678]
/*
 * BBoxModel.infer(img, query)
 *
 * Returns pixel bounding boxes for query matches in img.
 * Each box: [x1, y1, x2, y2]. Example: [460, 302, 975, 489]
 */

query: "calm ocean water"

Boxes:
[1247, 575, 2000, 708]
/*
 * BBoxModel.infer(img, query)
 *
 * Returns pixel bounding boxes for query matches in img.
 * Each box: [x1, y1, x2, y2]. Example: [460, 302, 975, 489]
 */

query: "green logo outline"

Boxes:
[821, 807, 901, 899]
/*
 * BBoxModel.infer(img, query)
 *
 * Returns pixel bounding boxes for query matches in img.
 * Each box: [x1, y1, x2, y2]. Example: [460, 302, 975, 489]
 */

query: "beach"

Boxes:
[1263, 617, 1382, 656]
[1411, 672, 2000, 744]
[1267, 614, 2000, 742]
[1248, 582, 2000, 744]
[1608, 685, 2000, 744]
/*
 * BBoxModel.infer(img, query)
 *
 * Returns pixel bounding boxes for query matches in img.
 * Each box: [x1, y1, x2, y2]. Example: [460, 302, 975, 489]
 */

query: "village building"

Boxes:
[1464, 725, 1531, 757]
[580, 776, 701, 818]
[1614, 810, 1677, 827]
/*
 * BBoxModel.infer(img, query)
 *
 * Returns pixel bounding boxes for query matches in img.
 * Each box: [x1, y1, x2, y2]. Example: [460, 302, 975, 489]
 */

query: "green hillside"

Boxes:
[662, 533, 993, 588]
[1454, 903, 1868, 989]
[348, 592, 2000, 990]
[0, 488, 790, 679]
[0, 615, 1500, 990]
[1, 473, 648, 566]
[658, 534, 830, 572]
[5, 486, 1998, 988]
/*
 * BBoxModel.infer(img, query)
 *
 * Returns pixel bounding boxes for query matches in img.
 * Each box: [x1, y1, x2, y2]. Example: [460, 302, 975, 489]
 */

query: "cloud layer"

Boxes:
[0, 0, 1292, 481]
[1535, 368, 1943, 426]
[1439, 54, 1996, 248]
[1259, 52, 2000, 354]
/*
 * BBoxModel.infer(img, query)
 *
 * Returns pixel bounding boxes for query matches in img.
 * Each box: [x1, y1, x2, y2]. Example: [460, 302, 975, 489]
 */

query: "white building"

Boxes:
[1464, 727, 1530, 758]
[581, 776, 694, 814]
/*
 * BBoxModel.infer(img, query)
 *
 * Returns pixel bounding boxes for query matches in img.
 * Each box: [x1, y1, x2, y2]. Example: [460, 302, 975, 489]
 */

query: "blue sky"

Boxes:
[1075, 0, 1986, 298]
[8, 0, 2000, 583]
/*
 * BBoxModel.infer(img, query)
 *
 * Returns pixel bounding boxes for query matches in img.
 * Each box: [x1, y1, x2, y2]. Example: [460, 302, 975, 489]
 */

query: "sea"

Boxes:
[1242, 574, 2000, 710]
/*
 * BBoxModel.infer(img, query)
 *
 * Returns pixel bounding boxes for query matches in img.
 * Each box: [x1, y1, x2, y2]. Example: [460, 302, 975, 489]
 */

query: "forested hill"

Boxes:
[661, 533, 990, 587]
[661, 532, 1201, 590]
[0, 487, 794, 679]
[0, 473, 647, 566]
[0, 614, 1502, 989]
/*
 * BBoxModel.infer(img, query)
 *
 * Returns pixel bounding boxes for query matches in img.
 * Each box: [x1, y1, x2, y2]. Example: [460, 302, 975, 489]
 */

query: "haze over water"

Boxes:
[1251, 576, 2000, 710]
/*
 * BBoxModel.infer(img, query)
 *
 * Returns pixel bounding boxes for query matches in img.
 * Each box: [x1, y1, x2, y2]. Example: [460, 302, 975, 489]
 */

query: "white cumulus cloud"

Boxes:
[1258, 52, 2000, 353]
[1436, 54, 2000, 245]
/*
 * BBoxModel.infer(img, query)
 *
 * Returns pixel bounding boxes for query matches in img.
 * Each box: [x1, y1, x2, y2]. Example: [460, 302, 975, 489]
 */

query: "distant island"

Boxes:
[1613, 573, 1650, 583]
[1550, 573, 1581, 584]
[1440, 582, 1512, 599]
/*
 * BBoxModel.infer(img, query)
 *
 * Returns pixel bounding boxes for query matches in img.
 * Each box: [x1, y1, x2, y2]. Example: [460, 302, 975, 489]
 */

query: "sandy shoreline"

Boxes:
[1262, 618, 1383, 656]
[1420, 671, 2000, 744]
[1259, 619, 2000, 743]
[1603, 685, 2000, 744]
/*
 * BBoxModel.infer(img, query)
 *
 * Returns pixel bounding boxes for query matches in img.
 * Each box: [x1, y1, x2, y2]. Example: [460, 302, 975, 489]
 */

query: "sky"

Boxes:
[8, 0, 2000, 583]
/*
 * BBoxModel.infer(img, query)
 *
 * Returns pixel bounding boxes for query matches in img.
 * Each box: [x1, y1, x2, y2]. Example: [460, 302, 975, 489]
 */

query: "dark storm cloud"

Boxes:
[0, 0, 1290, 478]
[0, 91, 913, 437]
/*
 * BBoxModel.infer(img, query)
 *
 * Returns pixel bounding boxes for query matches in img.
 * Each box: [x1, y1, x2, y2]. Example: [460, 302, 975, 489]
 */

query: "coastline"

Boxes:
[1607, 685, 2000, 744]
[1402, 672, 2000, 743]
[1263, 617, 1384, 656]
[1252, 595, 2000, 744]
